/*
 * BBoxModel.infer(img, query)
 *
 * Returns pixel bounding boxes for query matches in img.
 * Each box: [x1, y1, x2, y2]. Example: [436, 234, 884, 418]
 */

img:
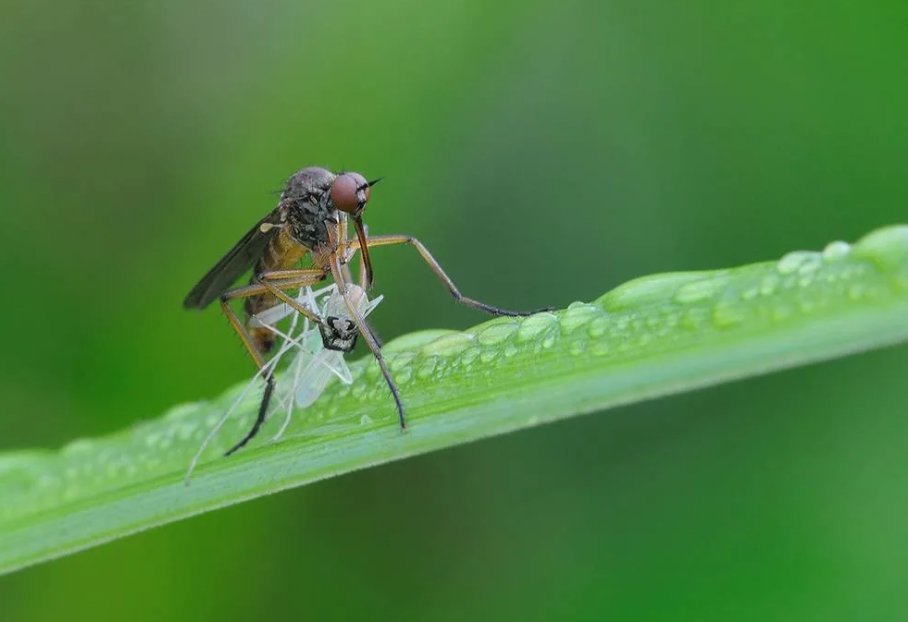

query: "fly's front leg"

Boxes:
[344, 234, 551, 316]
[328, 257, 405, 429]
[217, 268, 328, 456]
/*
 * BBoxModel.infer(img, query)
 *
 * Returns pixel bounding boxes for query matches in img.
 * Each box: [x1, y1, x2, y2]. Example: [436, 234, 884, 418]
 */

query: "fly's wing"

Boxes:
[182, 210, 283, 309]
[293, 346, 356, 407]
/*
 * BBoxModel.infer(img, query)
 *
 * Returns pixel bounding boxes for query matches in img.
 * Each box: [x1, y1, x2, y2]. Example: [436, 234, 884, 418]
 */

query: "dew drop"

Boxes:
[461, 347, 480, 365]
[503, 344, 519, 358]
[164, 402, 200, 422]
[383, 329, 457, 353]
[680, 308, 708, 330]
[599, 272, 707, 310]
[777, 251, 816, 275]
[853, 225, 908, 268]
[822, 240, 851, 261]
[389, 352, 417, 372]
[591, 342, 609, 356]
[360, 414, 374, 426]
[560, 304, 600, 332]
[516, 312, 558, 341]
[394, 368, 413, 385]
[62, 438, 96, 457]
[474, 321, 519, 346]
[421, 332, 475, 357]
[479, 350, 498, 363]
[712, 301, 745, 328]
[674, 275, 729, 304]
[588, 316, 607, 338]
[416, 358, 438, 379]
[173, 422, 198, 442]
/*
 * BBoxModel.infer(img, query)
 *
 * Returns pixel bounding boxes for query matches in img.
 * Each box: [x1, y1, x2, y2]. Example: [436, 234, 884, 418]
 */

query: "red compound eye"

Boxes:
[330, 172, 370, 213]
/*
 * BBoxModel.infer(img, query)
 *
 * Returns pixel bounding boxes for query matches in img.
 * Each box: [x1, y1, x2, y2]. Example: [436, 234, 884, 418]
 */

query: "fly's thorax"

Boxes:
[281, 167, 339, 250]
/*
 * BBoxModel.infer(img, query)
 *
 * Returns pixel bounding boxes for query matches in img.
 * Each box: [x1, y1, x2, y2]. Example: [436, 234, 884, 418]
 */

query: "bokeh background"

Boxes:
[2, 1, 908, 620]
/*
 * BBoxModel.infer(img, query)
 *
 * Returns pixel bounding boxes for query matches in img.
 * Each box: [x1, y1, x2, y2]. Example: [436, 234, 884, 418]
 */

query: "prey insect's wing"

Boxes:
[183, 209, 284, 309]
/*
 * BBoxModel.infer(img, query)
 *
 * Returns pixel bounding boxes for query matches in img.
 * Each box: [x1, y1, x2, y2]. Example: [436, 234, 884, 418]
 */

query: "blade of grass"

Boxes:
[2, 225, 908, 575]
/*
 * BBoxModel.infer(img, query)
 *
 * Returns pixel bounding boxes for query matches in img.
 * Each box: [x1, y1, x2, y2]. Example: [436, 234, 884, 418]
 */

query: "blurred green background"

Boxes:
[2, 1, 908, 619]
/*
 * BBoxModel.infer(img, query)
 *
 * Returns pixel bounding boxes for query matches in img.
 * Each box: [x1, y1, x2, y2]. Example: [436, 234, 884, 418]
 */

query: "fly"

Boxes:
[184, 166, 545, 456]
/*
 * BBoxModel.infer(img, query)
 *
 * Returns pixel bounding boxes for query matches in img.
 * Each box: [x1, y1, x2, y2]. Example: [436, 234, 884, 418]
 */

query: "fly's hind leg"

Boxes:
[217, 268, 328, 456]
[343, 234, 551, 316]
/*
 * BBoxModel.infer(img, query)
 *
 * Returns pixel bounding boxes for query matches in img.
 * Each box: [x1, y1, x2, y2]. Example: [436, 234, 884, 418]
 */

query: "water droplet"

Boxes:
[164, 402, 200, 422]
[680, 308, 708, 330]
[599, 272, 707, 310]
[541, 333, 558, 349]
[503, 344, 519, 358]
[461, 347, 480, 365]
[853, 225, 908, 268]
[741, 287, 759, 300]
[143, 431, 163, 449]
[822, 240, 851, 261]
[389, 352, 417, 372]
[568, 340, 587, 356]
[560, 304, 600, 332]
[61, 438, 96, 456]
[588, 316, 607, 337]
[474, 321, 519, 346]
[416, 357, 438, 379]
[394, 368, 413, 385]
[712, 301, 745, 328]
[674, 275, 729, 304]
[516, 312, 558, 341]
[173, 422, 198, 441]
[479, 350, 498, 363]
[382, 329, 458, 353]
[777, 251, 817, 275]
[360, 414, 374, 425]
[591, 341, 609, 356]
[421, 332, 475, 357]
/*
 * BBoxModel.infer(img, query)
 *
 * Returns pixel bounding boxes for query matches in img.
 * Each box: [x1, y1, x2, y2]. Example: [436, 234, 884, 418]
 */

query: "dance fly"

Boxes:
[183, 166, 544, 456]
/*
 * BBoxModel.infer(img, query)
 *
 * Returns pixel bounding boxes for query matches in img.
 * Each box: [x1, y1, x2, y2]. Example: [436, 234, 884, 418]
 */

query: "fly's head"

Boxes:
[330, 172, 381, 288]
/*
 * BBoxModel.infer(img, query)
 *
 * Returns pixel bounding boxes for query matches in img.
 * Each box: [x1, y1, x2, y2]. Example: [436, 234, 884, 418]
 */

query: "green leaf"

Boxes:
[3, 225, 908, 575]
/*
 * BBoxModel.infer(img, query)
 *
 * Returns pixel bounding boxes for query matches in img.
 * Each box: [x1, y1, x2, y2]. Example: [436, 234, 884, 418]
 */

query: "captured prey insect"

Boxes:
[186, 284, 381, 479]
[183, 165, 545, 456]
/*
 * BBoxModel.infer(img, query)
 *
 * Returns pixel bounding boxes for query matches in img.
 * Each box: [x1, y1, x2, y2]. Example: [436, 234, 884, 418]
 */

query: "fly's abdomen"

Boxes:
[245, 228, 309, 354]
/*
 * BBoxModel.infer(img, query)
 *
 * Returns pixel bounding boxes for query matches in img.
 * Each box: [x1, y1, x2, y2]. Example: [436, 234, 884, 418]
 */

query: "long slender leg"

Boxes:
[222, 269, 329, 327]
[329, 256, 406, 429]
[342, 234, 550, 316]
[217, 268, 328, 456]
